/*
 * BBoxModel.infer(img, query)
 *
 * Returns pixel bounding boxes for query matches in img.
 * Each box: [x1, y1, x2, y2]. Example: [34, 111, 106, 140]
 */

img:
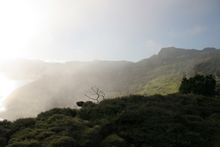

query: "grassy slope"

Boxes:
[0, 94, 220, 147]
[138, 75, 181, 95]
[139, 76, 220, 95]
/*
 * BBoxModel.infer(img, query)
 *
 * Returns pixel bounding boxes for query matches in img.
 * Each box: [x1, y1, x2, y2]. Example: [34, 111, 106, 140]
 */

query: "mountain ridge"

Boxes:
[0, 47, 220, 120]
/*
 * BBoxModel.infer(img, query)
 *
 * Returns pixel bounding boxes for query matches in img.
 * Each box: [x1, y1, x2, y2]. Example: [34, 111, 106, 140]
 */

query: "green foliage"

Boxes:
[179, 74, 216, 96]
[0, 95, 220, 147]
[101, 134, 127, 147]
[0, 120, 12, 146]
[11, 118, 35, 132]
[0, 137, 7, 147]
[139, 75, 180, 95]
[47, 136, 76, 147]
[7, 140, 41, 147]
[37, 108, 77, 120]
[216, 77, 220, 95]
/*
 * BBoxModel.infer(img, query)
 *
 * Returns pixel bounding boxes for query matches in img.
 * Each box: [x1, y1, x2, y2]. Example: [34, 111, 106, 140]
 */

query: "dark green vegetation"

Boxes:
[179, 74, 216, 96]
[0, 94, 220, 147]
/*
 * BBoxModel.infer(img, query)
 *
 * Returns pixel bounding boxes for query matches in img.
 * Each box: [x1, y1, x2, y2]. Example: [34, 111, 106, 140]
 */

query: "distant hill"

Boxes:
[0, 94, 220, 147]
[0, 47, 220, 120]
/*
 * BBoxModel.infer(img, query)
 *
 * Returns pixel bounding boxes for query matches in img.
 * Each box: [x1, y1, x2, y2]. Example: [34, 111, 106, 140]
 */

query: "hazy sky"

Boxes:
[0, 0, 219, 61]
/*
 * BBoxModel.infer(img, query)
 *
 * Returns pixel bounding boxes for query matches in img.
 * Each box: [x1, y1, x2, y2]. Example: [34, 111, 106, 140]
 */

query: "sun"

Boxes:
[0, 0, 40, 60]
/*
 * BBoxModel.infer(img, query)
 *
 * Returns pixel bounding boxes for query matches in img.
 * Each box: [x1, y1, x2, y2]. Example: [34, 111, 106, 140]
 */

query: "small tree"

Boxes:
[85, 87, 105, 103]
[179, 74, 216, 96]
[179, 76, 191, 94]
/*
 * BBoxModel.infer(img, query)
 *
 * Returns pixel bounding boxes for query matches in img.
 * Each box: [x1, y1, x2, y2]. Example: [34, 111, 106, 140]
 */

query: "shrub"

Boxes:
[76, 101, 84, 107]
[11, 118, 35, 132]
[37, 108, 77, 120]
[48, 136, 77, 147]
[7, 140, 42, 147]
[179, 74, 216, 96]
[0, 137, 7, 146]
[101, 134, 127, 147]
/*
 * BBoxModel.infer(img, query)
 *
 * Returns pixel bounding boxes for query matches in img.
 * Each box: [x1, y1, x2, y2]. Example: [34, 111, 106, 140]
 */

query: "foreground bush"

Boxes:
[0, 94, 219, 147]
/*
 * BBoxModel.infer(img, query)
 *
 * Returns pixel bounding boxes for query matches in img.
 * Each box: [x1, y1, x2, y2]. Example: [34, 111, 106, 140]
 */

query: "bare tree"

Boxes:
[85, 87, 105, 103]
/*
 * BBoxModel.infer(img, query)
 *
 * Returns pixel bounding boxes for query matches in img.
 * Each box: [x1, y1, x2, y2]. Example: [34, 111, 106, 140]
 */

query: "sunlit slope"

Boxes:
[132, 47, 220, 95]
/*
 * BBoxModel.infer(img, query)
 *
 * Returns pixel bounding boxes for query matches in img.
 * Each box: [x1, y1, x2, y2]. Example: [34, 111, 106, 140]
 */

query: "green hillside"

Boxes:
[0, 94, 220, 147]
[135, 47, 220, 95]
[137, 75, 181, 95]
[1, 47, 220, 120]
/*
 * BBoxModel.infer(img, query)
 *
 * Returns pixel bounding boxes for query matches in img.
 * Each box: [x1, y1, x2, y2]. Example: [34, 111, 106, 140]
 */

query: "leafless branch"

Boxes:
[85, 87, 105, 103]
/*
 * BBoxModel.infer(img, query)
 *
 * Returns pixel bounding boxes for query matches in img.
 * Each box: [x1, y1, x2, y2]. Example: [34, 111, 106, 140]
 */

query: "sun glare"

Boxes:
[0, 1, 40, 60]
[0, 74, 16, 97]
[0, 74, 16, 111]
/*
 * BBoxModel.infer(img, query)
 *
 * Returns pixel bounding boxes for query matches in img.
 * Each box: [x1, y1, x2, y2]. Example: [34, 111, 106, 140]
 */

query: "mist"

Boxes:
[0, 47, 220, 120]
[0, 59, 133, 120]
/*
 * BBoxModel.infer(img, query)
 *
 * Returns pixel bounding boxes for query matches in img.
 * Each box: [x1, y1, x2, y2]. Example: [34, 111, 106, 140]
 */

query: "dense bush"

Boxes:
[7, 140, 41, 147]
[47, 136, 76, 147]
[0, 94, 220, 147]
[179, 74, 216, 96]
[11, 118, 35, 132]
[101, 134, 127, 147]
[37, 108, 77, 120]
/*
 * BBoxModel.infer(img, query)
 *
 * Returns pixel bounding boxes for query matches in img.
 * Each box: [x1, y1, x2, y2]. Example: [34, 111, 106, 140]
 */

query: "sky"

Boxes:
[0, 0, 219, 61]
